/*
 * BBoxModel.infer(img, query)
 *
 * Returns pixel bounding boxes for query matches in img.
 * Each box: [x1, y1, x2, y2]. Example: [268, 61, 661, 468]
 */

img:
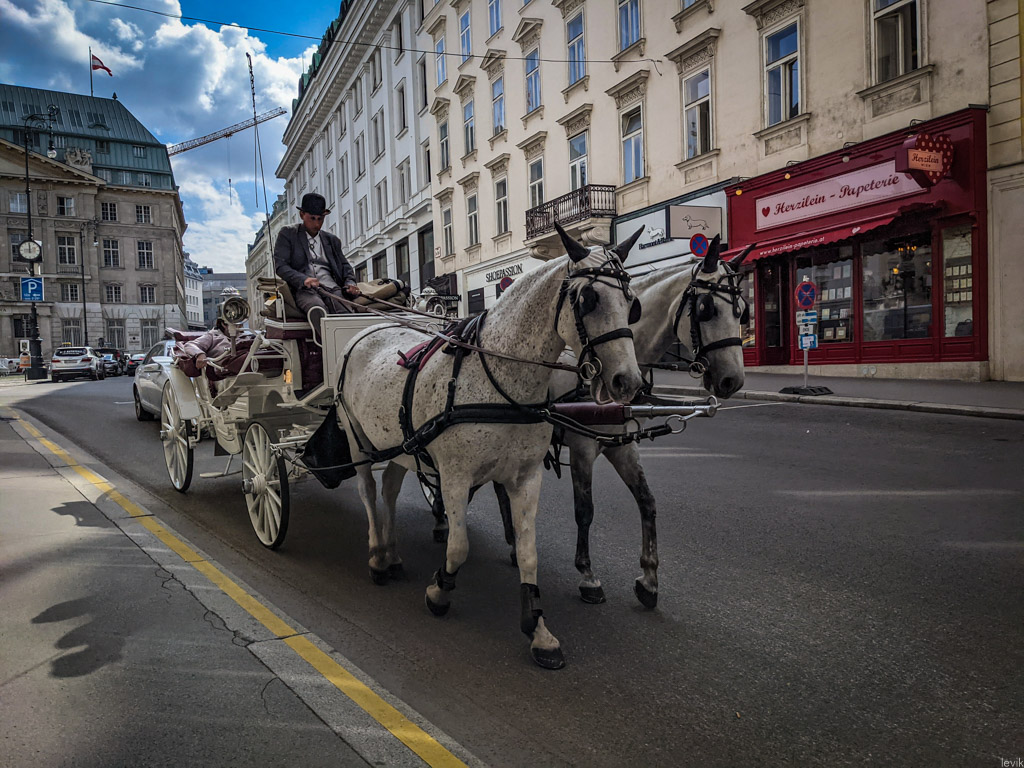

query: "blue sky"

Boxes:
[0, 0, 340, 273]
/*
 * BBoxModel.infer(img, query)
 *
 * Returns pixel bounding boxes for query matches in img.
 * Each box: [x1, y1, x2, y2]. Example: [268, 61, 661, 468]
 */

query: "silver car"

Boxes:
[133, 339, 175, 421]
[51, 346, 105, 382]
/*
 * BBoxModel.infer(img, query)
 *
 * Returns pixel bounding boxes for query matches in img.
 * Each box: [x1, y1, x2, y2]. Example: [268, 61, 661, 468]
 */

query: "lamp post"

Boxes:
[80, 217, 99, 346]
[20, 104, 60, 381]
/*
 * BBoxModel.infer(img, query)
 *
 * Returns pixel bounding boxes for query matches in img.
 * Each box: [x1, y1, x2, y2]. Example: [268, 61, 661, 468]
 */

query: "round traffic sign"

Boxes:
[689, 233, 709, 257]
[794, 280, 817, 309]
[499, 276, 514, 291]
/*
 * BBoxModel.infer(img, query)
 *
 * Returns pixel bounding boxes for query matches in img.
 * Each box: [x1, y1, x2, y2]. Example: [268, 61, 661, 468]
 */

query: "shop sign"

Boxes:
[756, 160, 925, 231]
[485, 263, 524, 283]
[895, 133, 954, 187]
[668, 204, 722, 241]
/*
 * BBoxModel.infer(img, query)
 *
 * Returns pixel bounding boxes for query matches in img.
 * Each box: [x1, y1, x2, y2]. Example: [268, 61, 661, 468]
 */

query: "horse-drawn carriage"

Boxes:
[155, 226, 746, 668]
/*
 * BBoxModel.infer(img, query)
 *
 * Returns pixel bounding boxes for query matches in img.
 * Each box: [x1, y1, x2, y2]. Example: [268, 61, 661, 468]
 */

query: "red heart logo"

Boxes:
[761, 207, 770, 218]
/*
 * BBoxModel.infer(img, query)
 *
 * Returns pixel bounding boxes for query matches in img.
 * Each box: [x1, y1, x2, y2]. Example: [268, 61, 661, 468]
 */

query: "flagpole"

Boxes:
[89, 46, 94, 97]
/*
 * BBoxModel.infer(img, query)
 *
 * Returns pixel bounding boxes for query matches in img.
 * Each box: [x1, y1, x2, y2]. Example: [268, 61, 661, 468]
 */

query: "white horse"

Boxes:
[336, 223, 646, 669]
[494, 236, 749, 607]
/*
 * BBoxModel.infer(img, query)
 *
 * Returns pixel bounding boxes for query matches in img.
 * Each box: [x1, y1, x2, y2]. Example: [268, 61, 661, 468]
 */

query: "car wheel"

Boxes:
[52, 374, 61, 383]
[135, 387, 154, 421]
[90, 370, 99, 381]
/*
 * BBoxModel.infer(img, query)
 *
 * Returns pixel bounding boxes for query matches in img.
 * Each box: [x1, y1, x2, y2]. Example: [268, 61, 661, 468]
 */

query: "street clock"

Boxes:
[18, 239, 42, 262]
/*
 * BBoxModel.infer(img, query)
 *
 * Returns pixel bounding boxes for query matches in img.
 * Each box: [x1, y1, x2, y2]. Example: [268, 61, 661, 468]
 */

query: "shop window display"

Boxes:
[796, 246, 854, 343]
[941, 225, 973, 337]
[862, 233, 932, 341]
[740, 268, 756, 347]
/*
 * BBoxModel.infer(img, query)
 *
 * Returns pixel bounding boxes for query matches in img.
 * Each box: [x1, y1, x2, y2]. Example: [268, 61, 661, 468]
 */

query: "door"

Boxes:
[136, 342, 167, 410]
[758, 259, 789, 365]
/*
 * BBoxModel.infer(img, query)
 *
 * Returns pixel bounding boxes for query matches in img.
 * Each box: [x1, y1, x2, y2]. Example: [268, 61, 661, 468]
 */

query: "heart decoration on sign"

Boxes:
[895, 133, 954, 187]
[761, 206, 770, 218]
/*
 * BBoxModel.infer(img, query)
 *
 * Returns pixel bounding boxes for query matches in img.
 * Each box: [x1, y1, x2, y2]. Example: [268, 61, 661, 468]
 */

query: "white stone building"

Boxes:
[183, 255, 204, 330]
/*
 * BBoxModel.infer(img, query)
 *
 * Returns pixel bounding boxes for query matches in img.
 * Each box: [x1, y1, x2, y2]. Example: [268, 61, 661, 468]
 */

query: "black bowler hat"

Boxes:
[298, 192, 330, 216]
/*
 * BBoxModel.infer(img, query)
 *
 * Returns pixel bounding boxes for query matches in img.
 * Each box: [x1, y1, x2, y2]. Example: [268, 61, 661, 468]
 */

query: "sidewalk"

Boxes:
[652, 370, 1024, 420]
[0, 410, 475, 767]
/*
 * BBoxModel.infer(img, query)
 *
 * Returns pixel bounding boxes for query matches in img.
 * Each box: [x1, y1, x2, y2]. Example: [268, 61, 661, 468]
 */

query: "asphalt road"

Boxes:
[13, 375, 1024, 767]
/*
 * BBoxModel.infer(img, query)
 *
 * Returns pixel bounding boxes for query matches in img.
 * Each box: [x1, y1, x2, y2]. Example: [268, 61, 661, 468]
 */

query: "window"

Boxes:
[684, 68, 712, 159]
[96, 139, 110, 154]
[417, 58, 429, 111]
[394, 18, 405, 60]
[371, 50, 382, 90]
[491, 77, 505, 134]
[355, 134, 366, 177]
[138, 173, 152, 187]
[105, 319, 126, 349]
[874, 0, 918, 83]
[528, 157, 544, 208]
[57, 235, 77, 265]
[137, 241, 154, 269]
[488, 0, 501, 36]
[495, 178, 509, 234]
[105, 284, 123, 303]
[436, 37, 447, 85]
[397, 159, 411, 204]
[372, 110, 385, 158]
[862, 233, 932, 341]
[396, 83, 408, 132]
[459, 11, 472, 64]
[354, 77, 364, 114]
[96, 168, 113, 183]
[136, 204, 152, 223]
[463, 100, 476, 154]
[13, 315, 31, 339]
[141, 319, 159, 349]
[57, 196, 75, 216]
[467, 194, 479, 246]
[342, 212, 352, 245]
[9, 192, 27, 213]
[326, 170, 334, 209]
[338, 103, 347, 137]
[310, 144, 317, 176]
[423, 141, 432, 182]
[622, 107, 644, 184]
[442, 207, 454, 255]
[119, 171, 132, 185]
[60, 283, 80, 302]
[765, 22, 800, 127]
[358, 197, 368, 234]
[9, 232, 27, 260]
[325, 121, 333, 155]
[796, 247, 854, 344]
[567, 12, 585, 85]
[68, 110, 82, 127]
[618, 0, 640, 51]
[569, 132, 588, 190]
[525, 50, 541, 113]
[133, 145, 146, 158]
[942, 225, 974, 338]
[356, 262, 368, 282]
[374, 179, 388, 219]
[372, 252, 387, 279]
[102, 239, 121, 267]
[341, 153, 350, 192]
[396, 240, 410, 283]
[439, 121, 450, 169]
[140, 285, 156, 304]
[101, 201, 117, 221]
[62, 318, 83, 346]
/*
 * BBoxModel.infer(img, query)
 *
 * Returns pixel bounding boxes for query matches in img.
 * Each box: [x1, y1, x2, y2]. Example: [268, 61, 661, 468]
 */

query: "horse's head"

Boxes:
[554, 222, 644, 404]
[671, 235, 748, 398]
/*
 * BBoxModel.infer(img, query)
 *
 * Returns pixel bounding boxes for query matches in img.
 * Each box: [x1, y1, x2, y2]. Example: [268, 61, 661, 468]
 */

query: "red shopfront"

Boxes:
[727, 108, 987, 373]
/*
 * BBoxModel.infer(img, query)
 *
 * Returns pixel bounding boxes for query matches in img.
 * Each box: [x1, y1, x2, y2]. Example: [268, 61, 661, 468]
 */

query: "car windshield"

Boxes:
[55, 348, 88, 357]
[103, 354, 114, 360]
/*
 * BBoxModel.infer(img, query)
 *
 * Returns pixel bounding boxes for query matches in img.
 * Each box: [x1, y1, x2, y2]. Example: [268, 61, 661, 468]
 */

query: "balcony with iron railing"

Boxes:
[525, 184, 616, 240]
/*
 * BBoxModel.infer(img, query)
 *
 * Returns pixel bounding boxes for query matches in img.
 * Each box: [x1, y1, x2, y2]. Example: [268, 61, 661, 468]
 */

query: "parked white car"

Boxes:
[51, 346, 105, 382]
[133, 339, 176, 421]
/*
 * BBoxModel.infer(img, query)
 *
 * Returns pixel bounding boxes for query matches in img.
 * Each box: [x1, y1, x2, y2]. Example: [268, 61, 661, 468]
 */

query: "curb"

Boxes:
[653, 384, 1024, 421]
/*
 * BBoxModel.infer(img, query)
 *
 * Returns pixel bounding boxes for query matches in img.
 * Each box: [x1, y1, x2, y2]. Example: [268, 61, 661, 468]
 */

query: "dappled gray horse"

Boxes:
[495, 236, 749, 607]
[335, 224, 645, 669]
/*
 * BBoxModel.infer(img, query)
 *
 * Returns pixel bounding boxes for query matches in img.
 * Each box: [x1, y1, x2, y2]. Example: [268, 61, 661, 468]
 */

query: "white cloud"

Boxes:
[0, 0, 313, 272]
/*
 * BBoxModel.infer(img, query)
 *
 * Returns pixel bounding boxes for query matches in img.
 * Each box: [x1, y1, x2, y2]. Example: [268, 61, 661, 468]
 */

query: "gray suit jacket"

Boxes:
[273, 223, 356, 294]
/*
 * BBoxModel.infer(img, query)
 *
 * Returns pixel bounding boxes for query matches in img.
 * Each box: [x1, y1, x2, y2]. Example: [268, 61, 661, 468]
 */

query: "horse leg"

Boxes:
[355, 463, 390, 585]
[430, 488, 448, 543]
[494, 482, 516, 565]
[508, 468, 565, 670]
[570, 441, 605, 604]
[424, 474, 470, 617]
[604, 443, 659, 608]
[380, 462, 407, 576]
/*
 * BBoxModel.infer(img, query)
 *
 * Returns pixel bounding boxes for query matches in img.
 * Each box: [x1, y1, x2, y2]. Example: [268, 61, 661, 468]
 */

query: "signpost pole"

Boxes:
[781, 280, 832, 397]
[803, 345, 809, 389]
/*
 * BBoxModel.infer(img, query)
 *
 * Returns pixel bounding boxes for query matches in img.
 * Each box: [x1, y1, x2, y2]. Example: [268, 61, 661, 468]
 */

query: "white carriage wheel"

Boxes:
[242, 422, 290, 550]
[160, 383, 194, 493]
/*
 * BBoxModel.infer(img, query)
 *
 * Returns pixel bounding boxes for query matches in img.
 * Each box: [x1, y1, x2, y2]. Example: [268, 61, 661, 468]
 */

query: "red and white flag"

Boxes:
[91, 54, 112, 77]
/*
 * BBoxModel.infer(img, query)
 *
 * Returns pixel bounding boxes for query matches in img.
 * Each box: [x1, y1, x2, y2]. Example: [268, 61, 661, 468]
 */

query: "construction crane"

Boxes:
[166, 107, 287, 156]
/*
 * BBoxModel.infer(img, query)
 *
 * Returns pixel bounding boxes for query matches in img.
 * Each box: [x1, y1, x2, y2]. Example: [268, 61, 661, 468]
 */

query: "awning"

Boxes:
[724, 214, 896, 263]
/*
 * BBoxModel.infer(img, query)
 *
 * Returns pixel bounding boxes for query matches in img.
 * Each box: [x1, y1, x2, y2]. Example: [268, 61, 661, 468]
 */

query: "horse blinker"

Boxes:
[696, 293, 715, 323]
[578, 285, 599, 315]
[628, 298, 642, 325]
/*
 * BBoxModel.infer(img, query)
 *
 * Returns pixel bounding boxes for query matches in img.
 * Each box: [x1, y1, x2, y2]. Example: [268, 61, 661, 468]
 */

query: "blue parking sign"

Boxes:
[21, 277, 43, 302]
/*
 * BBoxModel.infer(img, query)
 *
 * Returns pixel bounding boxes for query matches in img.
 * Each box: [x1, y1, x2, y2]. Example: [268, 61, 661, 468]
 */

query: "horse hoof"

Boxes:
[579, 585, 606, 604]
[388, 562, 405, 578]
[369, 567, 390, 586]
[531, 646, 566, 670]
[633, 579, 658, 609]
[433, 528, 448, 543]
[509, 549, 517, 567]
[425, 593, 450, 616]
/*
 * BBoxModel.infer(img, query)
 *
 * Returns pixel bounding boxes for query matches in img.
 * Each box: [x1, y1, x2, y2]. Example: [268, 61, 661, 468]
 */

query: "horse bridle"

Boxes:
[555, 253, 641, 383]
[670, 263, 747, 377]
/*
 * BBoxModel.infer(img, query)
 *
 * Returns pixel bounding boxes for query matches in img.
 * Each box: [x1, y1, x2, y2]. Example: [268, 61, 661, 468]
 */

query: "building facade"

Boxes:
[245, 193, 289, 329]
[272, 0, 435, 307]
[183, 255, 204, 330]
[0, 84, 186, 356]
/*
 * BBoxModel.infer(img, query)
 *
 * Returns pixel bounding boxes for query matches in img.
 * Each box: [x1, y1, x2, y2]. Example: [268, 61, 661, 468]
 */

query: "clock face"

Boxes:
[18, 239, 41, 262]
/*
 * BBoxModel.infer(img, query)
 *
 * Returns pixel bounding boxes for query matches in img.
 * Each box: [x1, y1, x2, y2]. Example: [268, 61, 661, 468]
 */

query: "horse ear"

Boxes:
[555, 221, 590, 263]
[701, 234, 722, 273]
[731, 243, 755, 267]
[611, 226, 644, 262]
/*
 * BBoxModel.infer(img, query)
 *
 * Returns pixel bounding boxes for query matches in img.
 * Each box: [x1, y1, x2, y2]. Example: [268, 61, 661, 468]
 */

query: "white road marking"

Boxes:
[114, 401, 133, 404]
[778, 489, 1020, 497]
[719, 402, 795, 410]
[636, 452, 738, 459]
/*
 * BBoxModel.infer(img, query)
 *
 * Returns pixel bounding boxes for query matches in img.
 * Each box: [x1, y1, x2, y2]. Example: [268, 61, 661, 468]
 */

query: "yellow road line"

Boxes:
[10, 409, 467, 768]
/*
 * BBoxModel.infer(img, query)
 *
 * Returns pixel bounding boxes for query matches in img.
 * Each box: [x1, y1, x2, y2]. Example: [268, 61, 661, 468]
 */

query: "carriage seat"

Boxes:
[165, 328, 207, 343]
[263, 319, 323, 392]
